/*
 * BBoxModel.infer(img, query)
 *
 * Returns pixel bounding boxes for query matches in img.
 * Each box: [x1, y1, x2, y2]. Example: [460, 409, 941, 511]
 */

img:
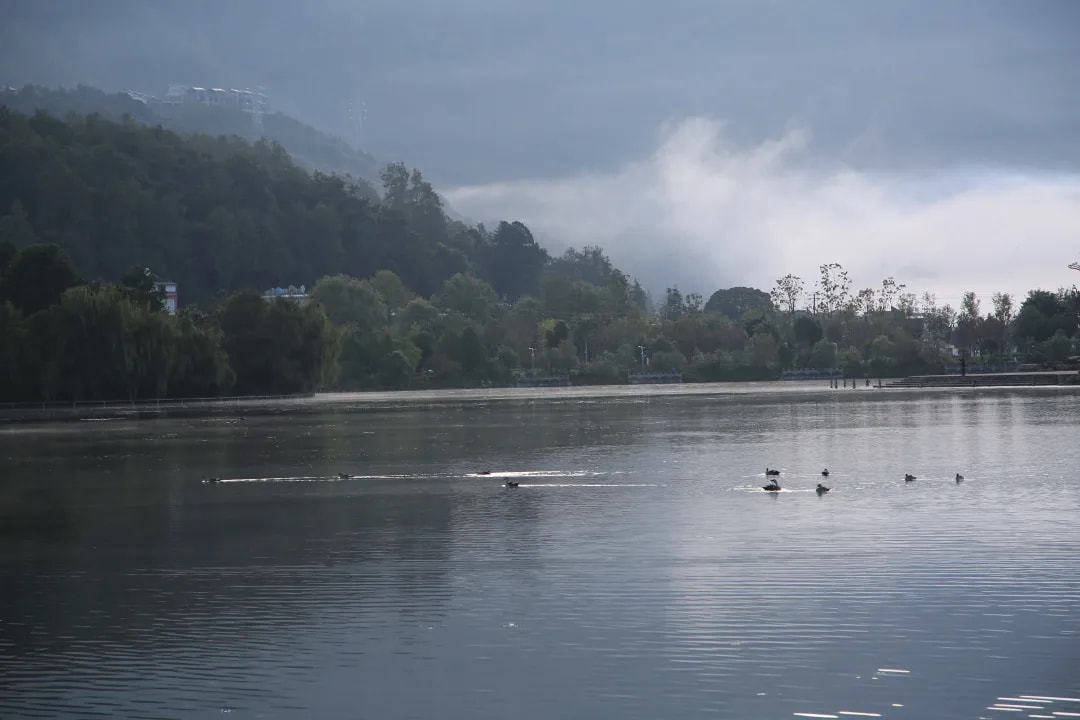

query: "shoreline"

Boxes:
[886, 370, 1079, 388]
[3, 376, 1080, 425]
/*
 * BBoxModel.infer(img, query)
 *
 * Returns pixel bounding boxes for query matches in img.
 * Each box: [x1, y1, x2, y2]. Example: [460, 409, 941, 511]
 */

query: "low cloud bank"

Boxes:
[444, 117, 1080, 307]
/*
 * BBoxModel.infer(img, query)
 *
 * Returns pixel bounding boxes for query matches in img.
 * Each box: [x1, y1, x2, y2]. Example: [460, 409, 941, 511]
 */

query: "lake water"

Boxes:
[2, 384, 1079, 719]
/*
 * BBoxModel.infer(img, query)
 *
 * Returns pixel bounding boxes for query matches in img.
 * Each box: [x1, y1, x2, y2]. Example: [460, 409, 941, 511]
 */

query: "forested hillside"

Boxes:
[0, 108, 1075, 404]
[0, 85, 379, 184]
[0, 107, 571, 303]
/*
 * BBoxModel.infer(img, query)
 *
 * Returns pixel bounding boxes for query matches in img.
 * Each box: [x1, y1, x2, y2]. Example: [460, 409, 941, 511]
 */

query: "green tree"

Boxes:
[369, 269, 411, 310]
[397, 297, 441, 332]
[867, 334, 898, 377]
[816, 263, 851, 315]
[119, 265, 167, 311]
[876, 277, 906, 314]
[540, 318, 570, 349]
[953, 291, 981, 356]
[435, 273, 500, 323]
[312, 274, 388, 331]
[1043, 330, 1074, 362]
[852, 288, 876, 317]
[748, 331, 779, 368]
[808, 340, 838, 369]
[705, 286, 772, 319]
[482, 221, 547, 300]
[548, 245, 618, 285]
[0, 200, 37, 247]
[379, 349, 416, 387]
[46, 285, 140, 400]
[406, 168, 447, 244]
[1014, 290, 1074, 345]
[0, 301, 25, 400]
[540, 275, 603, 318]
[0, 240, 15, 274]
[770, 273, 804, 314]
[219, 291, 337, 394]
[437, 325, 489, 378]
[1, 244, 82, 315]
[169, 310, 235, 397]
[920, 293, 955, 346]
[793, 315, 823, 347]
[380, 162, 410, 211]
[661, 287, 685, 320]
[992, 291, 1014, 354]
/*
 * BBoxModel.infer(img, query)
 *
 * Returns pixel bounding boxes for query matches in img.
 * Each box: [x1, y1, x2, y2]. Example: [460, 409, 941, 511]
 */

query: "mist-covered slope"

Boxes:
[0, 107, 465, 302]
[0, 85, 380, 185]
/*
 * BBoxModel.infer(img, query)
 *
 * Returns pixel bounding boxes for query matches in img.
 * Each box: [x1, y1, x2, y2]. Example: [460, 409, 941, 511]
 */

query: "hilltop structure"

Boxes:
[154, 279, 179, 315]
[262, 285, 310, 307]
[125, 84, 269, 131]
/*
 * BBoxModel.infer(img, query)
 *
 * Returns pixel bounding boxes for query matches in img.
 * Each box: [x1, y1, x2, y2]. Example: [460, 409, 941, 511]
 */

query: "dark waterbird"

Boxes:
[202, 476, 221, 483]
[762, 478, 781, 492]
[955, 473, 964, 483]
[821, 468, 830, 477]
[816, 483, 830, 494]
[338, 472, 351, 479]
[765, 467, 780, 476]
[904, 473, 917, 482]
[477, 470, 492, 475]
[505, 480, 520, 488]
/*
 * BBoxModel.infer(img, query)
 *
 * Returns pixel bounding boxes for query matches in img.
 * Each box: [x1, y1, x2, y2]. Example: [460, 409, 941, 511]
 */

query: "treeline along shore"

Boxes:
[1, 107, 1078, 405]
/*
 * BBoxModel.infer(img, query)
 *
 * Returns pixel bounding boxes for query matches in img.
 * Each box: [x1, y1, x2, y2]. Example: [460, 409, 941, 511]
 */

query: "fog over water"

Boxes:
[445, 120, 1080, 305]
[1, 386, 1079, 719]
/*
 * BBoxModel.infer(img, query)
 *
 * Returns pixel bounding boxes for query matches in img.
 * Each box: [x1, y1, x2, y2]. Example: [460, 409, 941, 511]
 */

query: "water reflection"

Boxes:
[1, 386, 1079, 718]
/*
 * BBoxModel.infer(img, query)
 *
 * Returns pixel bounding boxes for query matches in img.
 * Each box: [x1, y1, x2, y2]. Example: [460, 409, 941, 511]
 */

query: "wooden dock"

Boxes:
[887, 371, 1080, 388]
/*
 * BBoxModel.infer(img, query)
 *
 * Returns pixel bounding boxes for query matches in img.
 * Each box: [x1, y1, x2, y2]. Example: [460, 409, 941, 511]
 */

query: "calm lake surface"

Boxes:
[2, 383, 1079, 719]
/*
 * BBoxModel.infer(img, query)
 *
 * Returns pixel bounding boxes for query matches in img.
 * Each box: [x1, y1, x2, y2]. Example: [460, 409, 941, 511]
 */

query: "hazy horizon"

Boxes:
[2, 0, 1079, 303]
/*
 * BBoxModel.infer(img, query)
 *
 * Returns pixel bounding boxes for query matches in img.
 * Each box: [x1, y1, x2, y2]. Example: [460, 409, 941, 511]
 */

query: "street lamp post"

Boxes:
[528, 346, 535, 370]
[637, 345, 647, 373]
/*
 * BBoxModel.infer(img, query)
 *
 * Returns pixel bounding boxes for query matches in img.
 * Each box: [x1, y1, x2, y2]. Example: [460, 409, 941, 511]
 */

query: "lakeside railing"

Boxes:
[780, 368, 843, 380]
[0, 393, 315, 412]
[627, 371, 683, 384]
[515, 375, 572, 388]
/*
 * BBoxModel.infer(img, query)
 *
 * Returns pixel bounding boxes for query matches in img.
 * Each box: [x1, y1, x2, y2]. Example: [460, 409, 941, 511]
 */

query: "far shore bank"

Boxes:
[887, 370, 1079, 388]
[3, 374, 1080, 425]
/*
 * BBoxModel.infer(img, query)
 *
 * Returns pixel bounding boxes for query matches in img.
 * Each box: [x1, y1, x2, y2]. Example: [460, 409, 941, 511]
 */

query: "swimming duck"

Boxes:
[202, 476, 220, 483]
[477, 470, 492, 475]
[338, 472, 351, 479]
[765, 468, 781, 476]
[821, 468, 830, 477]
[955, 473, 964, 483]
[762, 479, 781, 492]
[505, 480, 520, 488]
[904, 473, 916, 482]
[816, 483, 830, 494]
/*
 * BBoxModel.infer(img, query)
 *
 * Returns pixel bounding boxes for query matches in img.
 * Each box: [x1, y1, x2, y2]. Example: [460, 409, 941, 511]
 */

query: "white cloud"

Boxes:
[443, 117, 1080, 308]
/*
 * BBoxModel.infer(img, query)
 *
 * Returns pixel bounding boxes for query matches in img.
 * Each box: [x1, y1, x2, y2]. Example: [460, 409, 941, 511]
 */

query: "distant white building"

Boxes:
[262, 285, 310, 307]
[154, 280, 179, 315]
[163, 84, 268, 115]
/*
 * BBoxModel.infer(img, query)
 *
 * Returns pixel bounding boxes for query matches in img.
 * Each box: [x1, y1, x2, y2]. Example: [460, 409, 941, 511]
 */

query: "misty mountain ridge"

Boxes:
[0, 106, 654, 316]
[1, 84, 380, 189]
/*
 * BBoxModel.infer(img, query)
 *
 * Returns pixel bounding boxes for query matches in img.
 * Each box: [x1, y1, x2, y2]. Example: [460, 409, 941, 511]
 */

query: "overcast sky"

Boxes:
[3, 0, 1079, 304]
